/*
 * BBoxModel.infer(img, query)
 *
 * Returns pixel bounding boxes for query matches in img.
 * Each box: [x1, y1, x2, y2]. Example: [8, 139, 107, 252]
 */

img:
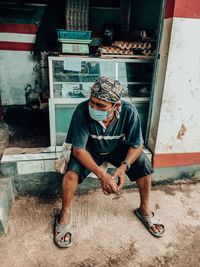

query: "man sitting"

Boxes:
[54, 76, 165, 248]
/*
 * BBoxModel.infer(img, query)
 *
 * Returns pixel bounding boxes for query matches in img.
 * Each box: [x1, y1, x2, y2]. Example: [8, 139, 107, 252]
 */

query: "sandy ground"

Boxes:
[0, 181, 200, 267]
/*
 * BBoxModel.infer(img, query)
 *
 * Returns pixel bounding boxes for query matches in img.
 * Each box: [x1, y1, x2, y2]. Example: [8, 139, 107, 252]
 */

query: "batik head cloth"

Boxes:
[91, 76, 124, 104]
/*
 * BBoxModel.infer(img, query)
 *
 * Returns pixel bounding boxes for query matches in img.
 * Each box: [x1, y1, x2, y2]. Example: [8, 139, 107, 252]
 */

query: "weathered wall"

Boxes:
[0, 50, 39, 105]
[155, 18, 200, 154]
[148, 0, 200, 168]
[0, 5, 44, 105]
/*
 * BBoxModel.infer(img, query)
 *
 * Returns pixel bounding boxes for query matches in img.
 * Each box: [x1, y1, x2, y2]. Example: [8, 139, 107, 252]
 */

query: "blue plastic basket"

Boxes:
[57, 29, 92, 40]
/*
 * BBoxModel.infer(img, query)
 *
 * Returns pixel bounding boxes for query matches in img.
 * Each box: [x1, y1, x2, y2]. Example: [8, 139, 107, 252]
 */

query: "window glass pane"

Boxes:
[52, 60, 116, 98]
[118, 62, 153, 82]
[55, 104, 76, 145]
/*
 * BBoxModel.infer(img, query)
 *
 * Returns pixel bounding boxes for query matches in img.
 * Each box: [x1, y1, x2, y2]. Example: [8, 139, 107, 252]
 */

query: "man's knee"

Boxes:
[63, 170, 79, 183]
[136, 174, 152, 188]
[137, 174, 152, 182]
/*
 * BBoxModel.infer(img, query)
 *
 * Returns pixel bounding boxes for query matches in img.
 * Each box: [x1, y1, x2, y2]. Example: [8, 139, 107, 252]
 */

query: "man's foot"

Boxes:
[56, 210, 71, 242]
[139, 207, 164, 234]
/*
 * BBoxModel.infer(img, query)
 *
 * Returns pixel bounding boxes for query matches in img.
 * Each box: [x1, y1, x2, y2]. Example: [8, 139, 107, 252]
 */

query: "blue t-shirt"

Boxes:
[66, 100, 144, 153]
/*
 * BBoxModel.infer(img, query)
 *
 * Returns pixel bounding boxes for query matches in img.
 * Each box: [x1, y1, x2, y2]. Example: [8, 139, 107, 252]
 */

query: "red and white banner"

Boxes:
[0, 23, 37, 51]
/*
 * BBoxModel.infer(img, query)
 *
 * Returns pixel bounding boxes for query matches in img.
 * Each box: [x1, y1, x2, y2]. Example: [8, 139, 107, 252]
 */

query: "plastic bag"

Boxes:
[54, 142, 108, 177]
[54, 142, 71, 174]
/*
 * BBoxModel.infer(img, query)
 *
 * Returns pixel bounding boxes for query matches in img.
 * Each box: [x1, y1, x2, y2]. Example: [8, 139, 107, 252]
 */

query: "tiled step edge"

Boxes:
[1, 146, 152, 175]
[0, 178, 14, 236]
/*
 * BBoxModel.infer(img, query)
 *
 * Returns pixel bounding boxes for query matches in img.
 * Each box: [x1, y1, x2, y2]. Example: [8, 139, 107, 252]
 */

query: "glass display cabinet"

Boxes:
[48, 56, 154, 146]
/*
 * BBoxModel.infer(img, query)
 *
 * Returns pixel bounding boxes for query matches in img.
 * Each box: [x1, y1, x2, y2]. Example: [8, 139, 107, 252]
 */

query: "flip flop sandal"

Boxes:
[134, 208, 165, 237]
[54, 216, 72, 248]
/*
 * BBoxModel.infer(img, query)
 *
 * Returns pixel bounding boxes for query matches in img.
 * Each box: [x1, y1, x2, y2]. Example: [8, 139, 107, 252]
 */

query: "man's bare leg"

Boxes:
[56, 170, 79, 242]
[136, 174, 163, 233]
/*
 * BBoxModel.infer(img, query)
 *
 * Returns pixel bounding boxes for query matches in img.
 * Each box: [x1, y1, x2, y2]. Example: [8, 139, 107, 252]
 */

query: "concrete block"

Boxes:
[14, 172, 63, 196]
[0, 162, 16, 178]
[0, 178, 14, 236]
[17, 160, 44, 175]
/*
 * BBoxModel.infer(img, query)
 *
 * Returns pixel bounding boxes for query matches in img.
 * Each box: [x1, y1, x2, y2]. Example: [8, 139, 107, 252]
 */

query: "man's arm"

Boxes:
[73, 147, 118, 194]
[123, 144, 143, 166]
[111, 144, 143, 190]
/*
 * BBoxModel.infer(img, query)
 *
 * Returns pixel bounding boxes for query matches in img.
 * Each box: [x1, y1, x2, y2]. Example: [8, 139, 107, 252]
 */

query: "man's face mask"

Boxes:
[88, 104, 115, 121]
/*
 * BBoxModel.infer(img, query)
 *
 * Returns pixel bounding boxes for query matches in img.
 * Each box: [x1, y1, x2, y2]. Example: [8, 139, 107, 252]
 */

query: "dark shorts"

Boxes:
[67, 141, 154, 183]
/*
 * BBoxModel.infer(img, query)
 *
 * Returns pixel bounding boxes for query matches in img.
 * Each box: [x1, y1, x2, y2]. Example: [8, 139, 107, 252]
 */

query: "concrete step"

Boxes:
[0, 146, 153, 196]
[0, 178, 14, 236]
